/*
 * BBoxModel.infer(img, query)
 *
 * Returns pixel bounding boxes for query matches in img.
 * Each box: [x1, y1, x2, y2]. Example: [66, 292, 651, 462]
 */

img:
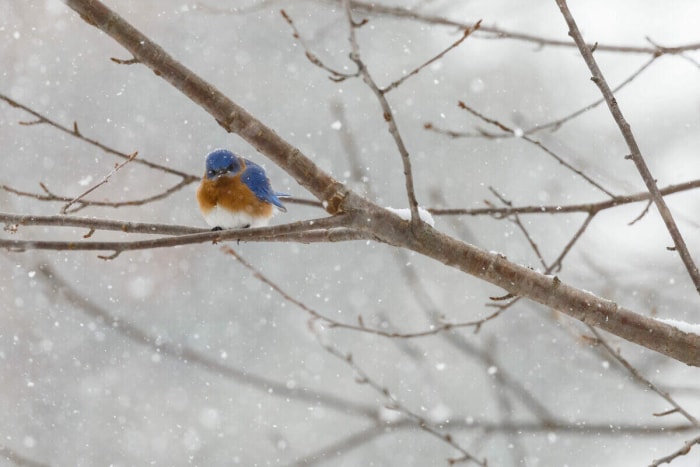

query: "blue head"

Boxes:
[204, 149, 242, 179]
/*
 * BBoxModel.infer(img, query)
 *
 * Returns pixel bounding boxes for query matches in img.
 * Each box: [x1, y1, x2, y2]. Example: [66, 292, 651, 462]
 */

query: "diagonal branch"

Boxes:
[457, 101, 616, 198]
[650, 434, 700, 467]
[343, 0, 421, 226]
[58, 0, 700, 366]
[554, 0, 700, 293]
[589, 327, 699, 427]
[1, 93, 195, 180]
[382, 21, 481, 93]
[62, 0, 349, 213]
[61, 151, 138, 214]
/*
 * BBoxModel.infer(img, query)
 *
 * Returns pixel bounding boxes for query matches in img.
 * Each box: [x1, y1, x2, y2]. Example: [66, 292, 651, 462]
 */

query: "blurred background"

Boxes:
[1, 0, 700, 465]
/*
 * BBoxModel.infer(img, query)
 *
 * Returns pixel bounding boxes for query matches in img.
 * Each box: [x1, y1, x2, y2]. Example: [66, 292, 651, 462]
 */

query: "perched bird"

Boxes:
[196, 149, 288, 229]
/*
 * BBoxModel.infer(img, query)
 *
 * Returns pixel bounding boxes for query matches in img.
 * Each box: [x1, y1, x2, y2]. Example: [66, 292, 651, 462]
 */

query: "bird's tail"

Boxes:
[271, 192, 290, 212]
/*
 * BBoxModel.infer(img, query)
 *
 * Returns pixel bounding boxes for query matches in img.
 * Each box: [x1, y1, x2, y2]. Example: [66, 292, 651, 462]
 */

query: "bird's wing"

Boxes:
[241, 160, 287, 212]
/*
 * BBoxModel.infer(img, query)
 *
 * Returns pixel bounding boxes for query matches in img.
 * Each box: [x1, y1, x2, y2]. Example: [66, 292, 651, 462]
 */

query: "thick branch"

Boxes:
[367, 211, 700, 367]
[63, 0, 349, 214]
[58, 0, 700, 366]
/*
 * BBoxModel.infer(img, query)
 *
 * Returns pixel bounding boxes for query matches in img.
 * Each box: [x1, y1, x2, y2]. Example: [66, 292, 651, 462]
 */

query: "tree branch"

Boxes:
[346, 1, 700, 55]
[62, 0, 349, 214]
[55, 0, 700, 366]
[554, 0, 700, 293]
[342, 0, 421, 225]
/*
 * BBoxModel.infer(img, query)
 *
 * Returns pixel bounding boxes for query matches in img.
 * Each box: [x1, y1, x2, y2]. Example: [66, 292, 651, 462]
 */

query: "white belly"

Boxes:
[202, 205, 273, 229]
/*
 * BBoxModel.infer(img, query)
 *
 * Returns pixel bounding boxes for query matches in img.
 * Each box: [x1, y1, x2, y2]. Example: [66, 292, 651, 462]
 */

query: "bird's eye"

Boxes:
[207, 170, 215, 178]
[227, 164, 235, 172]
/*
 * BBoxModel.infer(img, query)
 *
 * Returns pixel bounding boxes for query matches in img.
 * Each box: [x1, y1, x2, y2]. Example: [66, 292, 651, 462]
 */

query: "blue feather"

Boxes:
[240, 159, 288, 212]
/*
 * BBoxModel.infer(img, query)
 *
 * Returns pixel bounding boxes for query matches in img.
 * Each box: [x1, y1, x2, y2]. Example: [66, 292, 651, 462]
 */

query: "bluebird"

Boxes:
[196, 149, 288, 229]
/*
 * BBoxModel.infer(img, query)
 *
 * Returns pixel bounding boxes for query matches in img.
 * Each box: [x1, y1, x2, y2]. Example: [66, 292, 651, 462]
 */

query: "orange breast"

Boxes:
[197, 173, 274, 217]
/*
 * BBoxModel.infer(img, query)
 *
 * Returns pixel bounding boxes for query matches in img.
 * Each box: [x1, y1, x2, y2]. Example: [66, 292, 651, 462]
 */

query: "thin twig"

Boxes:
[0, 93, 195, 180]
[280, 9, 358, 82]
[222, 244, 502, 339]
[476, 212, 596, 322]
[343, 0, 421, 226]
[628, 200, 653, 226]
[4, 178, 196, 213]
[649, 434, 700, 467]
[548, 212, 595, 273]
[382, 20, 481, 93]
[526, 54, 660, 134]
[346, 0, 700, 55]
[489, 187, 549, 270]
[428, 179, 700, 217]
[458, 101, 616, 198]
[61, 151, 138, 214]
[554, 0, 700, 293]
[311, 329, 487, 466]
[588, 326, 699, 427]
[393, 249, 557, 423]
[220, 245, 486, 464]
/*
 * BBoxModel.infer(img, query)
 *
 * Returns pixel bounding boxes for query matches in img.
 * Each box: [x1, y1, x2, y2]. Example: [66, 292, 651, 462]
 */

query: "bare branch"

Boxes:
[313, 334, 487, 466]
[428, 179, 700, 217]
[346, 0, 700, 55]
[489, 187, 549, 270]
[280, 9, 358, 82]
[393, 252, 557, 423]
[589, 326, 699, 427]
[0, 94, 196, 180]
[62, 0, 349, 213]
[61, 151, 138, 214]
[342, 0, 421, 226]
[382, 20, 481, 93]
[221, 244, 502, 339]
[554, 0, 700, 293]
[457, 101, 616, 198]
[58, 0, 700, 366]
[1, 216, 361, 257]
[527, 55, 660, 134]
[0, 212, 205, 235]
[649, 434, 700, 467]
[3, 178, 195, 213]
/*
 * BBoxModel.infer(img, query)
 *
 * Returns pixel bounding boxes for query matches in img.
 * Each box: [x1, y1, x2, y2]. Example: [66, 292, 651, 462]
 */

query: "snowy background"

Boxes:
[2, 0, 700, 466]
